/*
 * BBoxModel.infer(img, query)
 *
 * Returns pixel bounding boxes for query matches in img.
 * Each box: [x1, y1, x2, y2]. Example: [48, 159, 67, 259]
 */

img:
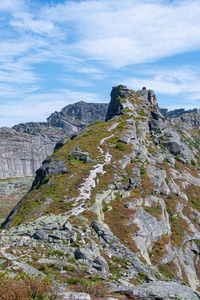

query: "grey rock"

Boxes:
[62, 230, 77, 242]
[150, 119, 165, 134]
[57, 292, 91, 300]
[69, 150, 90, 162]
[120, 156, 131, 169]
[165, 153, 175, 165]
[33, 229, 48, 241]
[49, 232, 62, 240]
[118, 136, 131, 144]
[63, 222, 73, 231]
[147, 164, 170, 195]
[162, 139, 183, 155]
[32, 158, 68, 189]
[137, 88, 157, 106]
[92, 255, 109, 271]
[168, 179, 180, 195]
[120, 281, 200, 299]
[91, 220, 116, 244]
[75, 247, 94, 261]
[42, 223, 58, 231]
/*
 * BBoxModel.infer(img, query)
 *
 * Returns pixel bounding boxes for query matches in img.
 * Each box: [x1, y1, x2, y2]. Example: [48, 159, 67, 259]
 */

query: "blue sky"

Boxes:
[0, 0, 200, 127]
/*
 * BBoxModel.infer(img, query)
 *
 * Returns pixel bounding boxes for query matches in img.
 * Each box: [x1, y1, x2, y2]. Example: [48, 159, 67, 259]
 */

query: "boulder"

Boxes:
[162, 140, 183, 155]
[69, 150, 90, 162]
[33, 229, 48, 241]
[120, 281, 200, 300]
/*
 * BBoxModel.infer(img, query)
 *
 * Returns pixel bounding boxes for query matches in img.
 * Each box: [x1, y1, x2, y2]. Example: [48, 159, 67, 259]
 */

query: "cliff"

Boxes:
[0, 101, 108, 179]
[2, 85, 200, 299]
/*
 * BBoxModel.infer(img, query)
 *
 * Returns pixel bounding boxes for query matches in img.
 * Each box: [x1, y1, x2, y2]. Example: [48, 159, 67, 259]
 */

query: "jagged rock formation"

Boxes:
[2, 85, 200, 299]
[0, 102, 108, 179]
[161, 107, 200, 129]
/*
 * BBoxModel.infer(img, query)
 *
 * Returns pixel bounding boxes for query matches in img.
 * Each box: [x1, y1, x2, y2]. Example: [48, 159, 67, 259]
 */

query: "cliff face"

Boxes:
[2, 86, 200, 299]
[0, 102, 108, 179]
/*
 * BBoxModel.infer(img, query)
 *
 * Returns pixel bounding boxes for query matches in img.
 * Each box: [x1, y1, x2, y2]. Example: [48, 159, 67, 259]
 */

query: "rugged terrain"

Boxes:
[0, 102, 108, 179]
[1, 86, 200, 299]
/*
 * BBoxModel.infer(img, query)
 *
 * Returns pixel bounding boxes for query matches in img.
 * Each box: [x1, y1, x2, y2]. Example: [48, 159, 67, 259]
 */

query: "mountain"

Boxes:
[1, 85, 200, 299]
[0, 101, 108, 179]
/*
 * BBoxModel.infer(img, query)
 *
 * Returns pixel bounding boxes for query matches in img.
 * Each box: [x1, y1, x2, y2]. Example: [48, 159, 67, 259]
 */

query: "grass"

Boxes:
[104, 195, 139, 252]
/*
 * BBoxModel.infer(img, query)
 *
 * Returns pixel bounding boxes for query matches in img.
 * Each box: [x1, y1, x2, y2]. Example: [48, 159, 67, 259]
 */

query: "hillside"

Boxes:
[1, 85, 200, 299]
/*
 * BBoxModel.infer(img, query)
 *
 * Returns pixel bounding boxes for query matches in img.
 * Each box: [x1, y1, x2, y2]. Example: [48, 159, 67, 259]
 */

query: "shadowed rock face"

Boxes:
[0, 102, 108, 179]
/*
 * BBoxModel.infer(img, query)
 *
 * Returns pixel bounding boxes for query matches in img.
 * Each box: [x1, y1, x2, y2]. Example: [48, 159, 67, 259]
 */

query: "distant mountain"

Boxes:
[0, 101, 108, 179]
[2, 85, 200, 299]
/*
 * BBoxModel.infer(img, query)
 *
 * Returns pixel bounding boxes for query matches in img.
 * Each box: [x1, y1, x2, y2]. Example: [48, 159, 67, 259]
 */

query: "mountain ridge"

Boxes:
[1, 85, 200, 299]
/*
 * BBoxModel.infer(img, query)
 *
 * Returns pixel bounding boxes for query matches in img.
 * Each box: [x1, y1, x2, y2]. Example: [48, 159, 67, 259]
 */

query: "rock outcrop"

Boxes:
[161, 107, 200, 129]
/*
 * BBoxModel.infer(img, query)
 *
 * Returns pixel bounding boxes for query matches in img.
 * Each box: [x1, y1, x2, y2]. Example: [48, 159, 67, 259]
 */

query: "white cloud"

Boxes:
[0, 0, 200, 126]
[42, 0, 200, 67]
[123, 65, 200, 97]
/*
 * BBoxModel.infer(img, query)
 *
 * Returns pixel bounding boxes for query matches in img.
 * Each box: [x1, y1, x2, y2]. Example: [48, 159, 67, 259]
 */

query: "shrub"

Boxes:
[0, 275, 56, 300]
[115, 142, 127, 151]
[191, 159, 196, 166]
[140, 168, 146, 176]
[65, 277, 90, 286]
[175, 163, 179, 169]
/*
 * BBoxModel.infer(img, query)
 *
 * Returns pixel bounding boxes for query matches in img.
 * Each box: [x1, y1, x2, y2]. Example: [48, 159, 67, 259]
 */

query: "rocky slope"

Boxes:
[161, 107, 200, 129]
[0, 102, 108, 179]
[1, 85, 200, 299]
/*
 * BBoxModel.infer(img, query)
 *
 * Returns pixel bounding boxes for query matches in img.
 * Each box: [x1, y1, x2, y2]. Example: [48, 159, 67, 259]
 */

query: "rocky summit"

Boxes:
[1, 85, 200, 299]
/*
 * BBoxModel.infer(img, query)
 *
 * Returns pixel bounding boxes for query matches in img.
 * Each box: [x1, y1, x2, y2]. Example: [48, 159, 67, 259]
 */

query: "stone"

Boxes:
[120, 281, 200, 300]
[57, 292, 91, 300]
[162, 140, 183, 155]
[92, 255, 109, 271]
[75, 247, 94, 261]
[69, 150, 90, 162]
[147, 164, 170, 195]
[63, 222, 73, 231]
[33, 229, 48, 241]
[62, 230, 77, 242]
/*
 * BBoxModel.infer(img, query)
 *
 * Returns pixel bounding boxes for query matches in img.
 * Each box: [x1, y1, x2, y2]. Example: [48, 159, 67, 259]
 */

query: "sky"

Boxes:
[0, 0, 200, 127]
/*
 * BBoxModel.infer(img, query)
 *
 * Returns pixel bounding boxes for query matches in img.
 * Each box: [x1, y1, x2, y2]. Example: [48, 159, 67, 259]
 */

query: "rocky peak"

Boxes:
[137, 87, 157, 106]
[106, 85, 158, 121]
[47, 101, 108, 132]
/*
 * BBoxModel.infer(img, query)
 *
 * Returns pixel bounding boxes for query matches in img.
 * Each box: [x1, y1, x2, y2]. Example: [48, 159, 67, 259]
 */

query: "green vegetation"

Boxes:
[140, 168, 146, 176]
[115, 142, 127, 151]
[158, 265, 175, 280]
